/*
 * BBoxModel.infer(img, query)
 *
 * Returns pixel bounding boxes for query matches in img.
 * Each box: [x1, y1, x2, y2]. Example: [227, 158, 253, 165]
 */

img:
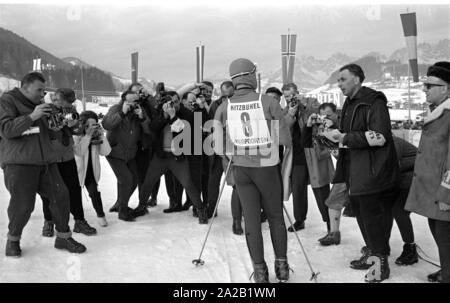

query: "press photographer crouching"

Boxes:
[102, 90, 152, 222]
[0, 72, 86, 257]
[136, 91, 209, 224]
[41, 88, 98, 237]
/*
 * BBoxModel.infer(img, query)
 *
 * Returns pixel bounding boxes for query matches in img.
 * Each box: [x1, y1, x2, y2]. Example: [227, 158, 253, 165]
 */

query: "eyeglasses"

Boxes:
[423, 83, 445, 90]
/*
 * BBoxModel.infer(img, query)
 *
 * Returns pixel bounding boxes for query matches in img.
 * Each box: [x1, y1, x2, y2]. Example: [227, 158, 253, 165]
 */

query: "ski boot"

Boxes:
[250, 261, 269, 283]
[275, 258, 292, 283]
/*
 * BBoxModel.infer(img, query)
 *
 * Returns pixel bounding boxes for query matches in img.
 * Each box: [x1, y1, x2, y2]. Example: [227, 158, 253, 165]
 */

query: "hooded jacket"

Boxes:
[333, 86, 400, 195]
[0, 88, 62, 166]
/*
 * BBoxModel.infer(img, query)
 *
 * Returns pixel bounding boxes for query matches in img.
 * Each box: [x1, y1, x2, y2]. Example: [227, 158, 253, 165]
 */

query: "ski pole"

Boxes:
[193, 156, 233, 266]
[283, 204, 320, 283]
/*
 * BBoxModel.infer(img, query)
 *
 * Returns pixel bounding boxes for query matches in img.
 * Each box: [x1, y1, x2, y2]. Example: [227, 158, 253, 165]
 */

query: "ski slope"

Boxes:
[0, 157, 440, 283]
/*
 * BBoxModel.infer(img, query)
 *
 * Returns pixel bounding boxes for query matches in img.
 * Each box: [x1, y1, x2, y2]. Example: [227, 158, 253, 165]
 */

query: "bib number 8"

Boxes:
[240, 112, 253, 137]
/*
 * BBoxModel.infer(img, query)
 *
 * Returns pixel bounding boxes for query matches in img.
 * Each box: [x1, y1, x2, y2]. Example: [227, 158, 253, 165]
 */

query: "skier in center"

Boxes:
[213, 58, 292, 283]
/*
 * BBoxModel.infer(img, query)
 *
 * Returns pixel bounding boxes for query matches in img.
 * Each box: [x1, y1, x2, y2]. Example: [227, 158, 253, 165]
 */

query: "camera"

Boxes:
[311, 114, 326, 125]
[160, 95, 174, 107]
[47, 103, 79, 129]
[137, 87, 148, 100]
[289, 97, 299, 107]
[154, 82, 167, 106]
[191, 94, 205, 111]
[90, 123, 103, 145]
[128, 102, 140, 112]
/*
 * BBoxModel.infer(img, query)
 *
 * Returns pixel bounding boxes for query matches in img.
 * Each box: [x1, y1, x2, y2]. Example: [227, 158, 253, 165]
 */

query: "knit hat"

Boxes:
[427, 61, 450, 85]
[229, 58, 257, 89]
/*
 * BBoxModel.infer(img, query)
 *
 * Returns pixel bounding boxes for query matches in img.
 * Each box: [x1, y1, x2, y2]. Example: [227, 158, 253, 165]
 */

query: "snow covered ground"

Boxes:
[0, 157, 441, 283]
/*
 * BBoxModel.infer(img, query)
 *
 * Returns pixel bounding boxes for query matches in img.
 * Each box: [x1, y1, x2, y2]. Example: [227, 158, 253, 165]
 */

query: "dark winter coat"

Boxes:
[333, 86, 400, 195]
[392, 136, 417, 190]
[0, 88, 63, 166]
[102, 101, 151, 162]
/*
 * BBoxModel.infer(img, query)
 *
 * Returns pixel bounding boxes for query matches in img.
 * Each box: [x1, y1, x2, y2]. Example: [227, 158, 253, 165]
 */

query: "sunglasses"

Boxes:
[423, 83, 445, 90]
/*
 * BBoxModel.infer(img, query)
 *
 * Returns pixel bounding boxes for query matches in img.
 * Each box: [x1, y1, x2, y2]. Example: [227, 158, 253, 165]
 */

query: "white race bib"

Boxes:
[227, 94, 272, 147]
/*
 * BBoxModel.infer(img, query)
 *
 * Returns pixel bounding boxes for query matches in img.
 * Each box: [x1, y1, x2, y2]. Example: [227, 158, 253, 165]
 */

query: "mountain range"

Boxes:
[1, 25, 449, 94]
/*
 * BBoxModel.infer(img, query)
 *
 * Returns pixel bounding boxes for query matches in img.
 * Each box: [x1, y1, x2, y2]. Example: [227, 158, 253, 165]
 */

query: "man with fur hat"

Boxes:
[405, 61, 450, 283]
[213, 58, 292, 283]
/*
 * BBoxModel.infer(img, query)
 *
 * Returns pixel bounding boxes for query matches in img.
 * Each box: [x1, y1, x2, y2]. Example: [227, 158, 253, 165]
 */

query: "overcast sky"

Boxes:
[0, 3, 449, 84]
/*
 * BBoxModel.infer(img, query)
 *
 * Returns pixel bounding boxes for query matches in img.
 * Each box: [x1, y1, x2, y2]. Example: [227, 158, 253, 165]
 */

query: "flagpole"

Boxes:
[81, 65, 86, 112]
[406, 7, 411, 123]
[258, 73, 261, 93]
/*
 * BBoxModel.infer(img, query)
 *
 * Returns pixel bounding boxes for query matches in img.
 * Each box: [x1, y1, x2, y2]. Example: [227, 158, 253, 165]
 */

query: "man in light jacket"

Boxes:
[405, 61, 450, 283]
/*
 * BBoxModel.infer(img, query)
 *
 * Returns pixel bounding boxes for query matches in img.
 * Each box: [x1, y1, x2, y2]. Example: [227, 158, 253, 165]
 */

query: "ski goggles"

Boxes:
[230, 65, 257, 79]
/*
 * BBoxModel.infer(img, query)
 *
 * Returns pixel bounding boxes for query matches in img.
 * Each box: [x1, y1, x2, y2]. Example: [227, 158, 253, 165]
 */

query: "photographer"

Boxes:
[178, 91, 210, 216]
[102, 90, 152, 222]
[136, 92, 209, 224]
[0, 72, 86, 257]
[73, 111, 111, 227]
[129, 83, 160, 210]
[282, 84, 333, 234]
[41, 88, 98, 237]
[304, 103, 343, 246]
[206, 81, 238, 219]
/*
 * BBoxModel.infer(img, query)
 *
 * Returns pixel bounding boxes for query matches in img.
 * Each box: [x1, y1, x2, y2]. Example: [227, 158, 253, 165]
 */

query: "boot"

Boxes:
[54, 237, 86, 254]
[427, 270, 442, 283]
[319, 231, 341, 246]
[109, 201, 120, 213]
[250, 261, 269, 283]
[118, 207, 136, 222]
[181, 200, 193, 211]
[275, 258, 291, 283]
[5, 240, 21, 257]
[197, 207, 209, 224]
[97, 216, 108, 227]
[350, 247, 372, 270]
[207, 208, 218, 219]
[395, 243, 418, 266]
[361, 246, 370, 255]
[232, 219, 243, 235]
[42, 220, 55, 237]
[288, 221, 305, 232]
[318, 233, 329, 242]
[132, 203, 149, 218]
[163, 204, 183, 213]
[74, 220, 97, 236]
[365, 254, 390, 283]
[146, 198, 157, 207]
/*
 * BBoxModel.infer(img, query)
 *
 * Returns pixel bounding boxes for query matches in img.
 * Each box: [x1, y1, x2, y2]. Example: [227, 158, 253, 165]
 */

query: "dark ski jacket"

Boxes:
[0, 88, 63, 166]
[333, 86, 400, 195]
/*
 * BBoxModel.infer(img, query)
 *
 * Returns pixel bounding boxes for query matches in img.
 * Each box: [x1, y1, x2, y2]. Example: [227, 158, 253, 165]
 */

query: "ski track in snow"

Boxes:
[0, 157, 440, 283]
